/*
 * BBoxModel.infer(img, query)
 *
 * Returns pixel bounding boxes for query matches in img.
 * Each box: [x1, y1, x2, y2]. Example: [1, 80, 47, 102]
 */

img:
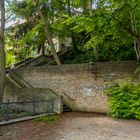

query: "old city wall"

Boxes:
[4, 61, 138, 113]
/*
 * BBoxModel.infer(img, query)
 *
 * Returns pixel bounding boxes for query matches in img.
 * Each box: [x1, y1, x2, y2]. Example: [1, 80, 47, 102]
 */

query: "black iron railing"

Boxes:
[0, 100, 54, 122]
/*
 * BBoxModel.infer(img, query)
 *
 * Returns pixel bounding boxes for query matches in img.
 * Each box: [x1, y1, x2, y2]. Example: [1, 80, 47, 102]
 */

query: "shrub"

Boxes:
[35, 115, 59, 123]
[64, 50, 95, 64]
[104, 82, 140, 120]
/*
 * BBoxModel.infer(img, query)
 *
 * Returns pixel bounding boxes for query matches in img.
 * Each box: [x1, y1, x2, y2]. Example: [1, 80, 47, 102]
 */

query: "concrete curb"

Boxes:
[0, 113, 55, 126]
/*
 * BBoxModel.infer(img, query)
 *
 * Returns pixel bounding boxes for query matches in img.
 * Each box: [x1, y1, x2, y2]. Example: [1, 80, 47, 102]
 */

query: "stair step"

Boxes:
[63, 109, 72, 112]
[63, 106, 69, 109]
[63, 104, 72, 112]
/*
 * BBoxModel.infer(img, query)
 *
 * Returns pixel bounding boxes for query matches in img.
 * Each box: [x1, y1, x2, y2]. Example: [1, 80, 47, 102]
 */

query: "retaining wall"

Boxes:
[4, 61, 139, 113]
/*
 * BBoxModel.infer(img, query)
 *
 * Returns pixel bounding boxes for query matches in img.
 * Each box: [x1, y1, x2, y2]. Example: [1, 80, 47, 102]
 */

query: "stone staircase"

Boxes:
[6, 63, 75, 114]
[63, 104, 72, 113]
[7, 71, 73, 113]
[7, 70, 33, 88]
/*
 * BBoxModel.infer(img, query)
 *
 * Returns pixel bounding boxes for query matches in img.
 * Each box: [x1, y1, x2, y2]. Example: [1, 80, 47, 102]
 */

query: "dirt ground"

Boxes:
[0, 112, 140, 140]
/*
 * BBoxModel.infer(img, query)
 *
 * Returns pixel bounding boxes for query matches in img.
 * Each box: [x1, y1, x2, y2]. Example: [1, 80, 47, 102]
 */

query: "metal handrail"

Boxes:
[7, 76, 22, 88]
[10, 70, 33, 88]
[0, 99, 54, 104]
[46, 88, 75, 101]
[63, 93, 75, 100]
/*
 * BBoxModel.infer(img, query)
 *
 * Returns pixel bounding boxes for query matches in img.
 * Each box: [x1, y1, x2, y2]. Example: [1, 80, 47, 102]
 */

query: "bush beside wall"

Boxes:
[105, 82, 140, 120]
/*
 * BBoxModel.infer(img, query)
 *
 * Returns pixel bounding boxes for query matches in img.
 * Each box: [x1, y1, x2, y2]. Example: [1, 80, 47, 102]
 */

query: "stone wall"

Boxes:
[4, 61, 138, 113]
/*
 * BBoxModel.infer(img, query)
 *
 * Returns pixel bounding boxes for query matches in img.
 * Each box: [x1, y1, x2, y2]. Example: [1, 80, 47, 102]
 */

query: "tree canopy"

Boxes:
[4, 0, 140, 66]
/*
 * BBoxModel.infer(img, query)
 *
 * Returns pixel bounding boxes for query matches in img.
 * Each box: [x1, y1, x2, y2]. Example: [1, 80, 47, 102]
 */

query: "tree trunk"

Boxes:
[67, 0, 79, 57]
[133, 37, 139, 60]
[136, 36, 140, 60]
[88, 0, 93, 16]
[0, 0, 6, 102]
[130, 11, 140, 60]
[41, 43, 45, 55]
[94, 46, 99, 61]
[39, 10, 62, 65]
[71, 33, 79, 58]
[82, 0, 88, 15]
[82, 0, 93, 15]
[88, 0, 99, 61]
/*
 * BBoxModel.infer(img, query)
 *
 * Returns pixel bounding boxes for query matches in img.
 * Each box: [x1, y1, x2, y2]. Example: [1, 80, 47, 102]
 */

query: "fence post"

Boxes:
[51, 99, 54, 113]
[32, 101, 36, 115]
[6, 100, 10, 121]
[60, 96, 63, 114]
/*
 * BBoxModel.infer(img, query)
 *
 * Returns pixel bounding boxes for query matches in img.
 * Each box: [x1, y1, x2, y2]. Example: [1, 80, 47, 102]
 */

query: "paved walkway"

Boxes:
[0, 112, 140, 140]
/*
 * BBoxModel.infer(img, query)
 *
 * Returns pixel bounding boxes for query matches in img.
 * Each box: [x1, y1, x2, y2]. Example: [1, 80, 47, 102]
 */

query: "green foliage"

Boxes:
[6, 51, 15, 67]
[134, 64, 140, 74]
[105, 82, 140, 120]
[0, 107, 6, 115]
[5, 42, 16, 67]
[6, 0, 140, 63]
[64, 50, 95, 64]
[35, 115, 59, 123]
[59, 4, 136, 61]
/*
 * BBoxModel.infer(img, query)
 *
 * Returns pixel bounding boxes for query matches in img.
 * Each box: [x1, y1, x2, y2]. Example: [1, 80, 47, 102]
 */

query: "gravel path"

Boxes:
[0, 112, 140, 140]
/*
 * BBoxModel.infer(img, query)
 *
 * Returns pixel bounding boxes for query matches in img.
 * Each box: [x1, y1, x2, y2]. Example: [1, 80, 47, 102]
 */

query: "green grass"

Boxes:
[35, 115, 59, 123]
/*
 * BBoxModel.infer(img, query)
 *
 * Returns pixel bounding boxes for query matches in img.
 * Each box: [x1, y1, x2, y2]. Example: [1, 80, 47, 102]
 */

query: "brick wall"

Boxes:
[4, 61, 138, 113]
